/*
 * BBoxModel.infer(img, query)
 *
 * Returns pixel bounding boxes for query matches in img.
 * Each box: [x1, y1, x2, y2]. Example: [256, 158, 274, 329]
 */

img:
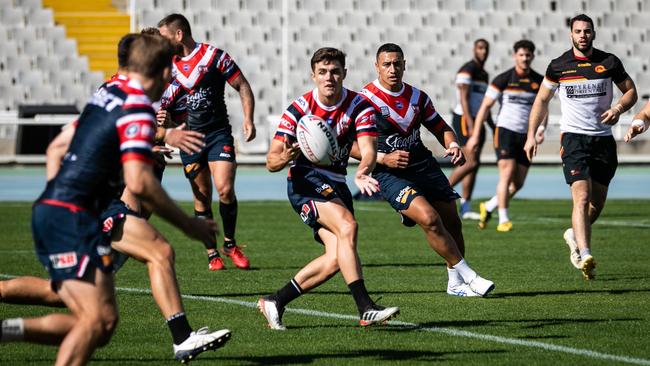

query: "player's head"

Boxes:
[512, 40, 535, 71]
[117, 33, 139, 70]
[140, 27, 161, 36]
[569, 14, 595, 53]
[127, 34, 175, 100]
[310, 47, 347, 100]
[157, 13, 192, 54]
[473, 38, 490, 64]
[375, 43, 405, 91]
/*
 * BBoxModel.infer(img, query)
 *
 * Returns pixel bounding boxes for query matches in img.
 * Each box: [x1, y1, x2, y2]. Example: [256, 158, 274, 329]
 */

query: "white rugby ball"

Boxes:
[296, 114, 339, 166]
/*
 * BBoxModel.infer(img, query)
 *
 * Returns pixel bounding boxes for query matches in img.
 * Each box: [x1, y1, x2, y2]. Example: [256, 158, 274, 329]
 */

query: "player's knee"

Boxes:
[84, 311, 118, 347]
[217, 186, 235, 202]
[337, 219, 358, 239]
[150, 241, 175, 268]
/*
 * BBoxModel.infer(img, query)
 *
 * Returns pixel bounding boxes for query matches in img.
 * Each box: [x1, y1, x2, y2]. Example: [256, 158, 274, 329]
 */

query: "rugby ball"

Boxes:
[296, 114, 339, 166]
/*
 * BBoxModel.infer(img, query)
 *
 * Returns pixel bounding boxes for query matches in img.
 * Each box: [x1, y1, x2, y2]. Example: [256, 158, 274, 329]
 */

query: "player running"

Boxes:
[525, 14, 637, 279]
[158, 13, 255, 270]
[258, 47, 399, 330]
[468, 40, 545, 232]
[357, 43, 494, 297]
[0, 35, 227, 365]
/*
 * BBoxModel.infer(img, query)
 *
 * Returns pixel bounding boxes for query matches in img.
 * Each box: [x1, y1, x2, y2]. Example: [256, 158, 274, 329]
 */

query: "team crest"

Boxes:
[395, 101, 403, 109]
[182, 64, 190, 72]
[594, 65, 606, 73]
[125, 124, 140, 138]
[531, 82, 539, 90]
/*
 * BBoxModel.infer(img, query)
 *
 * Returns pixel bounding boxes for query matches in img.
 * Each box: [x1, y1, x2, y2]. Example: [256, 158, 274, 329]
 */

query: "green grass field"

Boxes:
[1, 199, 649, 365]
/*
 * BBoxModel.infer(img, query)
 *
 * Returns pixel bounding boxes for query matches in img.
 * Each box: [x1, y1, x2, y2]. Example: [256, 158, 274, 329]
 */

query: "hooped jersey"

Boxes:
[360, 80, 446, 170]
[162, 42, 241, 133]
[38, 78, 156, 213]
[485, 67, 544, 133]
[543, 48, 629, 136]
[454, 59, 489, 116]
[274, 88, 377, 181]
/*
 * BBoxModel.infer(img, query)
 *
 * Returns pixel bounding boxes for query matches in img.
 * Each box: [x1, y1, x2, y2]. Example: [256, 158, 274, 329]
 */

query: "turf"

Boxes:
[1, 199, 649, 365]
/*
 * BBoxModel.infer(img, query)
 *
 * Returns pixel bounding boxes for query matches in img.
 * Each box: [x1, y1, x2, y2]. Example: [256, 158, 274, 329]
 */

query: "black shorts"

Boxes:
[560, 132, 618, 186]
[287, 166, 353, 244]
[452, 112, 494, 147]
[32, 202, 113, 282]
[374, 158, 460, 213]
[494, 127, 531, 167]
[180, 128, 236, 180]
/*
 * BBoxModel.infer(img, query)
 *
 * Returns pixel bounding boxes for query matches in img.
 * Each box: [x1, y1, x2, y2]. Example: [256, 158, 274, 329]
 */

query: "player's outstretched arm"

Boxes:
[354, 135, 379, 196]
[625, 100, 650, 142]
[602, 77, 638, 126]
[525, 83, 554, 161]
[123, 160, 218, 246]
[266, 138, 300, 172]
[45, 123, 76, 181]
[230, 74, 256, 142]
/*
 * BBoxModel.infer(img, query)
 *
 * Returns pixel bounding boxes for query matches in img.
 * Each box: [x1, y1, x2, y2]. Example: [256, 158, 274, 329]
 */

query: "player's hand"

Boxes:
[444, 144, 465, 166]
[354, 166, 380, 196]
[152, 145, 173, 159]
[243, 120, 256, 142]
[524, 136, 537, 162]
[624, 120, 646, 142]
[156, 109, 171, 127]
[281, 139, 301, 163]
[535, 127, 546, 144]
[164, 123, 205, 154]
[601, 107, 621, 125]
[381, 150, 409, 169]
[184, 217, 219, 248]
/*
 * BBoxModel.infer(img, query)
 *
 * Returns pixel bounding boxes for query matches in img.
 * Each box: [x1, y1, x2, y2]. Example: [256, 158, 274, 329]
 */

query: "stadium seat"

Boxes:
[586, 0, 613, 11]
[36, 25, 66, 43]
[602, 13, 628, 28]
[441, 28, 469, 43]
[5, 55, 32, 75]
[523, 0, 551, 12]
[61, 55, 89, 71]
[421, 11, 454, 28]
[439, 0, 467, 11]
[483, 12, 511, 27]
[412, 0, 441, 10]
[52, 38, 77, 56]
[495, 0, 524, 11]
[49, 69, 78, 85]
[297, 0, 326, 11]
[381, 27, 410, 44]
[555, 0, 585, 12]
[614, 0, 642, 11]
[22, 38, 49, 58]
[224, 10, 256, 27]
[35, 55, 61, 74]
[15, 0, 42, 9]
[468, 0, 495, 11]
[538, 12, 568, 28]
[385, 0, 409, 11]
[186, 0, 213, 10]
[140, 8, 167, 27]
[208, 25, 237, 44]
[356, 0, 383, 11]
[25, 8, 54, 27]
[327, 0, 355, 11]
[1, 7, 25, 28]
[27, 84, 57, 104]
[455, 12, 483, 28]
[311, 11, 339, 27]
[510, 13, 539, 28]
[157, 0, 184, 12]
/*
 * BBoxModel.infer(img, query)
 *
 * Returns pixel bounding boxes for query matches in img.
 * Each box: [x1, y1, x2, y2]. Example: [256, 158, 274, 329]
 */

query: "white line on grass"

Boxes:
[2, 274, 646, 365]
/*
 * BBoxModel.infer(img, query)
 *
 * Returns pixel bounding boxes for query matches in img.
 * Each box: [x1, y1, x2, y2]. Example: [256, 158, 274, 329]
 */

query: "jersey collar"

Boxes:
[312, 88, 348, 111]
[372, 79, 405, 97]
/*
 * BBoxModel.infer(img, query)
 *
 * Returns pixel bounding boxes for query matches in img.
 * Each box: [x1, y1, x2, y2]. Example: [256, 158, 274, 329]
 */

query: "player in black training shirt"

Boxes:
[526, 14, 637, 280]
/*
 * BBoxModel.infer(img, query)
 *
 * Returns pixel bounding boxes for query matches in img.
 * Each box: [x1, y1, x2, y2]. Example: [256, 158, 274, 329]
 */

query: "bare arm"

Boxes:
[354, 135, 379, 196]
[601, 77, 638, 125]
[524, 83, 555, 161]
[266, 138, 300, 172]
[45, 123, 76, 180]
[466, 95, 496, 152]
[230, 73, 256, 142]
[458, 83, 474, 132]
[431, 124, 465, 166]
[625, 100, 650, 142]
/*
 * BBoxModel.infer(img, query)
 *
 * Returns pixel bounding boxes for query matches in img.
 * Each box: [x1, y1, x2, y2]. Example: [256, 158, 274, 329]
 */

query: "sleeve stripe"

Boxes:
[356, 131, 378, 137]
[121, 153, 153, 165]
[227, 69, 242, 83]
[424, 111, 439, 122]
[116, 113, 155, 127]
[120, 140, 152, 150]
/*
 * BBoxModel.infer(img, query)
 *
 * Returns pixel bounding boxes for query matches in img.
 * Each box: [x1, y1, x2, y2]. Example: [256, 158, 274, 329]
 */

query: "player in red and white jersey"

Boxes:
[259, 47, 399, 330]
[158, 13, 255, 271]
[467, 40, 545, 232]
[526, 14, 638, 279]
[357, 43, 494, 298]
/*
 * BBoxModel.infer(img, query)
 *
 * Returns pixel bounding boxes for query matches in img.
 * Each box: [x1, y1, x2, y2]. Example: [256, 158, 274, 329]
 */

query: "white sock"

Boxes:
[580, 248, 592, 258]
[1, 318, 25, 342]
[485, 196, 498, 212]
[498, 208, 510, 224]
[447, 267, 464, 288]
[452, 259, 477, 283]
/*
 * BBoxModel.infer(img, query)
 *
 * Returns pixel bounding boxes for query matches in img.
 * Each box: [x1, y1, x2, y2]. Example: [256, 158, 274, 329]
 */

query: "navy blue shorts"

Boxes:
[180, 128, 235, 179]
[100, 199, 140, 271]
[287, 166, 354, 243]
[494, 126, 531, 167]
[32, 202, 113, 282]
[374, 158, 460, 213]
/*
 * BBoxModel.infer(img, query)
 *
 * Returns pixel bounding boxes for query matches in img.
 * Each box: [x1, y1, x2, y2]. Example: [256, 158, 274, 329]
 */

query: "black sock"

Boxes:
[195, 209, 216, 250]
[219, 200, 238, 241]
[223, 239, 236, 250]
[167, 312, 192, 345]
[208, 251, 220, 261]
[270, 278, 303, 309]
[347, 279, 374, 315]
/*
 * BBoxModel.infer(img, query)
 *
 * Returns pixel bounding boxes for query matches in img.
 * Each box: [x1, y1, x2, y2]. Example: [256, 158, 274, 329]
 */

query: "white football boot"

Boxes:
[468, 276, 495, 297]
[563, 228, 582, 269]
[257, 297, 286, 330]
[359, 305, 400, 326]
[173, 327, 231, 363]
[447, 283, 481, 297]
[581, 254, 596, 280]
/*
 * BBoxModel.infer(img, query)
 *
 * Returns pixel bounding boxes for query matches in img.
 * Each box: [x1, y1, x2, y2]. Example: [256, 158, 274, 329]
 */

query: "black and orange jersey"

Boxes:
[485, 67, 543, 133]
[543, 48, 629, 136]
[454, 59, 489, 116]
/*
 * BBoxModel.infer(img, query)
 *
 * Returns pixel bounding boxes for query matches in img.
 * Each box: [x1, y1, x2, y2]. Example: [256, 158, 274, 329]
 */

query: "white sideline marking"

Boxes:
[2, 274, 647, 366]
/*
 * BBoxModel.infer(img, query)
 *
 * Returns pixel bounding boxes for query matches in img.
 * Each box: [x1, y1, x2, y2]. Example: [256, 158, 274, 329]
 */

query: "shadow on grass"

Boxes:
[382, 317, 640, 332]
[258, 262, 445, 270]
[491, 287, 650, 298]
[189, 289, 440, 297]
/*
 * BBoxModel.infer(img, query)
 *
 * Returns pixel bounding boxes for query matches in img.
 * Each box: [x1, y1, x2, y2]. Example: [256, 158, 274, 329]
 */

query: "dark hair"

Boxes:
[474, 38, 490, 47]
[513, 39, 536, 53]
[140, 27, 161, 36]
[117, 33, 139, 68]
[310, 47, 346, 71]
[376, 43, 404, 59]
[570, 14, 594, 30]
[157, 13, 192, 37]
[127, 34, 175, 79]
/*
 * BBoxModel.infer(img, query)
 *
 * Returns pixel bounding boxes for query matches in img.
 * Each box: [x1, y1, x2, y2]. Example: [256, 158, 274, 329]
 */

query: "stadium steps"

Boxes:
[43, 0, 130, 79]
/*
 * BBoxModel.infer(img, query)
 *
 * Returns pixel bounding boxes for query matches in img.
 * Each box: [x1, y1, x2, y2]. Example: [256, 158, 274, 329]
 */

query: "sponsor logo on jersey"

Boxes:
[594, 65, 606, 73]
[577, 63, 592, 67]
[385, 128, 421, 150]
[380, 106, 390, 117]
[300, 203, 311, 222]
[565, 82, 607, 99]
[315, 183, 333, 197]
[50, 252, 78, 269]
[219, 152, 231, 158]
[561, 69, 577, 74]
[198, 65, 208, 73]
[395, 186, 416, 204]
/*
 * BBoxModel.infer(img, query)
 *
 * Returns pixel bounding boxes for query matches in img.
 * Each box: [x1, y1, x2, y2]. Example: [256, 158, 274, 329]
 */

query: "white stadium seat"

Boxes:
[186, 0, 213, 10]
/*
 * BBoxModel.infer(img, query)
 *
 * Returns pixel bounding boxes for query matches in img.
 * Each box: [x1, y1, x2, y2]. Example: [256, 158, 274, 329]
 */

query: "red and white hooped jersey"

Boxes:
[360, 80, 446, 166]
[275, 88, 377, 180]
